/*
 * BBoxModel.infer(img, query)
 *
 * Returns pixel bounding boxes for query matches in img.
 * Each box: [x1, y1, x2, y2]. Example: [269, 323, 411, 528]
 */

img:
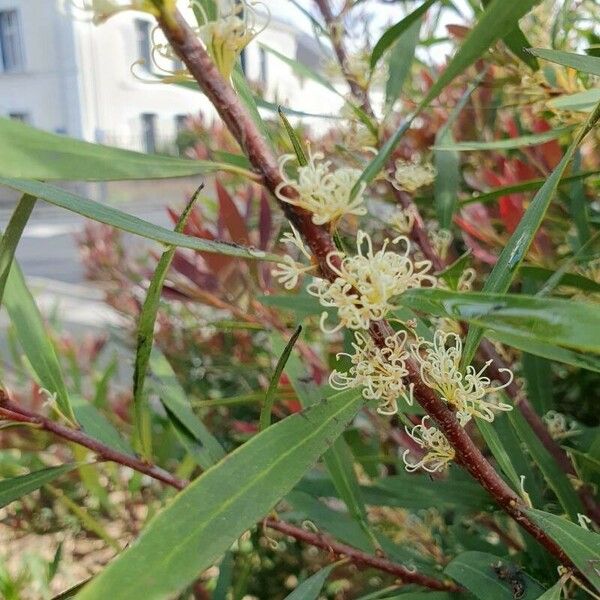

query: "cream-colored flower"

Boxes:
[280, 226, 312, 261]
[307, 231, 436, 332]
[389, 205, 420, 235]
[271, 255, 313, 290]
[70, 0, 174, 23]
[330, 330, 413, 415]
[428, 224, 452, 261]
[391, 160, 436, 193]
[275, 151, 367, 226]
[411, 331, 513, 422]
[194, 0, 266, 79]
[403, 415, 468, 473]
[543, 411, 580, 440]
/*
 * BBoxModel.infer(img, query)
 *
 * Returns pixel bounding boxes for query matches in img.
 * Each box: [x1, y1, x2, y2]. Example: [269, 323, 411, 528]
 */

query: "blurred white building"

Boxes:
[0, 0, 342, 153]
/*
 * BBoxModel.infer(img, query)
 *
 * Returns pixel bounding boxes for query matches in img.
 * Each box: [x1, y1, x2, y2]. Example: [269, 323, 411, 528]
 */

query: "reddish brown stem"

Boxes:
[265, 518, 458, 591]
[0, 393, 187, 490]
[154, 6, 580, 571]
[0, 391, 453, 591]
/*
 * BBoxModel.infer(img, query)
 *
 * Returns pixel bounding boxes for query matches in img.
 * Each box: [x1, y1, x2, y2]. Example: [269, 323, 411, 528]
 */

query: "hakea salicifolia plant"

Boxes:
[271, 176, 513, 473]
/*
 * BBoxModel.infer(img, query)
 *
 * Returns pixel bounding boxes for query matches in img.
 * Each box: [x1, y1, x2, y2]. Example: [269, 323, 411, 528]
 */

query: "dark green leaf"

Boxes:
[133, 189, 201, 456]
[77, 390, 362, 600]
[0, 194, 35, 306]
[0, 464, 77, 508]
[278, 108, 309, 166]
[370, 0, 437, 69]
[525, 508, 600, 591]
[385, 18, 421, 107]
[260, 326, 302, 430]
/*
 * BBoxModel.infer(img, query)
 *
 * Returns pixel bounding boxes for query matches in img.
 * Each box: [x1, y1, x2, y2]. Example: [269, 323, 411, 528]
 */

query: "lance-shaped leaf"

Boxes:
[525, 508, 600, 591]
[133, 189, 201, 457]
[0, 464, 78, 509]
[77, 389, 362, 600]
[0, 117, 248, 181]
[283, 564, 336, 600]
[0, 178, 280, 262]
[529, 48, 600, 76]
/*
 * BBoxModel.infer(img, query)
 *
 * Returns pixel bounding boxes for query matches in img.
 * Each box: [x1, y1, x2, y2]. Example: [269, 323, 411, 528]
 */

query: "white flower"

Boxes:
[389, 205, 420, 235]
[543, 411, 580, 440]
[411, 331, 513, 422]
[307, 231, 436, 332]
[194, 0, 265, 79]
[275, 151, 367, 226]
[402, 415, 469, 473]
[271, 255, 313, 290]
[330, 330, 413, 415]
[391, 160, 436, 193]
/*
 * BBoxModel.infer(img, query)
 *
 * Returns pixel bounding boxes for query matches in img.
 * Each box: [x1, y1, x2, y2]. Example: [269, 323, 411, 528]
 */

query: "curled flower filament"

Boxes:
[411, 331, 514, 422]
[275, 151, 367, 226]
[330, 330, 413, 415]
[390, 160, 436, 194]
[308, 231, 436, 332]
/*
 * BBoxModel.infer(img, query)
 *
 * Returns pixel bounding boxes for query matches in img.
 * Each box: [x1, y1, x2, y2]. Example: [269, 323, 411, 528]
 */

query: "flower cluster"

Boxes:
[411, 331, 513, 423]
[389, 205, 420, 235]
[391, 160, 436, 193]
[275, 151, 367, 226]
[307, 231, 435, 332]
[330, 330, 413, 415]
[194, 0, 266, 79]
[403, 416, 468, 473]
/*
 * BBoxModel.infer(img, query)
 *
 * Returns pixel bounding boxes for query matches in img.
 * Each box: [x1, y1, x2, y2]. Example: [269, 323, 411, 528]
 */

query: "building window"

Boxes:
[259, 47, 268, 85]
[0, 10, 25, 73]
[240, 47, 247, 75]
[9, 111, 29, 123]
[141, 113, 157, 153]
[135, 19, 152, 69]
[175, 114, 188, 133]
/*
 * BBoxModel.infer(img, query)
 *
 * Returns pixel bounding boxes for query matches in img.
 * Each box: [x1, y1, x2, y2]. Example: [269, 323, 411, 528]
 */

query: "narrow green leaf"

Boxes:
[0, 117, 233, 181]
[77, 389, 362, 600]
[444, 551, 545, 600]
[521, 353, 553, 415]
[150, 350, 225, 469]
[433, 72, 484, 228]
[260, 326, 302, 431]
[399, 289, 600, 354]
[509, 409, 583, 520]
[0, 194, 35, 306]
[3, 262, 75, 422]
[213, 552, 234, 600]
[459, 170, 600, 206]
[0, 178, 279, 262]
[133, 188, 201, 457]
[519, 265, 600, 294]
[525, 508, 600, 591]
[283, 564, 335, 600]
[278, 108, 308, 166]
[256, 96, 341, 119]
[370, 0, 437, 69]
[549, 88, 600, 112]
[529, 48, 600, 76]
[460, 100, 600, 366]
[566, 151, 592, 250]
[324, 437, 377, 550]
[476, 420, 521, 490]
[385, 18, 421, 107]
[0, 464, 77, 508]
[433, 126, 574, 151]
[534, 579, 563, 600]
[51, 580, 89, 599]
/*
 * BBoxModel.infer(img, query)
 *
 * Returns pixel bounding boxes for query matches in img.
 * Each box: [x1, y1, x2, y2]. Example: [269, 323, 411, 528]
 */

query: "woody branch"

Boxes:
[155, 4, 575, 570]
